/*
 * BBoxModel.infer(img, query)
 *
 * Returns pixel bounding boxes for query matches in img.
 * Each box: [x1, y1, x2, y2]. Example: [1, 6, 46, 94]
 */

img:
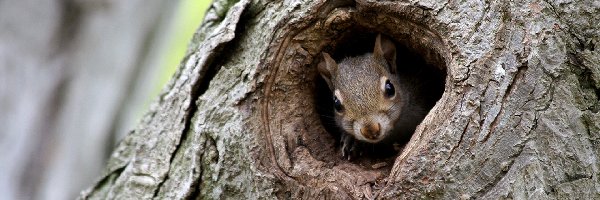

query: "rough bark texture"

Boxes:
[83, 0, 599, 199]
[0, 0, 178, 199]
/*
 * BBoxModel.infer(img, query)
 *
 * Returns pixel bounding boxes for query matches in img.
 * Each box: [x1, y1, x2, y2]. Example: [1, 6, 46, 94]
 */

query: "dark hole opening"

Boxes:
[315, 29, 446, 163]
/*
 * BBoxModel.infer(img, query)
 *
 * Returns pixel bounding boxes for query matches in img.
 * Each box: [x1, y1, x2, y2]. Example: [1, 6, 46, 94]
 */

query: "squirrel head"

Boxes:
[318, 34, 403, 143]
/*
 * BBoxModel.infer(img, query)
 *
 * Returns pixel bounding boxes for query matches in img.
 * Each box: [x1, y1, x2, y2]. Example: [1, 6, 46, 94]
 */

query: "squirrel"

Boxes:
[318, 34, 428, 160]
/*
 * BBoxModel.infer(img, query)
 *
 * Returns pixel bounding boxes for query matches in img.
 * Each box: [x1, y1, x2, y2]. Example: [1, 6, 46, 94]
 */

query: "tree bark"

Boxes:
[0, 0, 178, 199]
[82, 0, 600, 199]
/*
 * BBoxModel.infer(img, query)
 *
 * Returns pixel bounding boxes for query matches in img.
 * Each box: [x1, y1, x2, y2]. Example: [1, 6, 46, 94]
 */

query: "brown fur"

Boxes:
[319, 34, 427, 158]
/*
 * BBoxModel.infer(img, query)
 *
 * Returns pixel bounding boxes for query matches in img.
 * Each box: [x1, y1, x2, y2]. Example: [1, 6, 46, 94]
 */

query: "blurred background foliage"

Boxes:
[0, 0, 211, 199]
[149, 0, 211, 112]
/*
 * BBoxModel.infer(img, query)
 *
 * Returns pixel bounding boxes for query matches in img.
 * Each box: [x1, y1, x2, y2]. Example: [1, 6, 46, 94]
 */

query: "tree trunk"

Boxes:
[0, 0, 178, 199]
[82, 0, 600, 199]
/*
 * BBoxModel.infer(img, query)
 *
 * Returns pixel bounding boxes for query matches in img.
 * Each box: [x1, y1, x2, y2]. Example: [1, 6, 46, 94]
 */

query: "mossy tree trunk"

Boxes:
[82, 0, 600, 199]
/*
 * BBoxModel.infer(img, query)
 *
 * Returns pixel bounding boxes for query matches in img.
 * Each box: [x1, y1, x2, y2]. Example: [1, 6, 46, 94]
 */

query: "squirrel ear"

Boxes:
[318, 52, 337, 88]
[374, 34, 397, 74]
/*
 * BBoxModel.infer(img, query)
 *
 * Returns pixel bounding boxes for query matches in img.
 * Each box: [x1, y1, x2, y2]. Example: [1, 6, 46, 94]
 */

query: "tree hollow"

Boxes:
[251, 2, 450, 197]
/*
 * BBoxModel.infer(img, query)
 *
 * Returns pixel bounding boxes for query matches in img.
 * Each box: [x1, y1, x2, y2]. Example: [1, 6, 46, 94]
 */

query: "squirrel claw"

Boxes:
[340, 133, 357, 160]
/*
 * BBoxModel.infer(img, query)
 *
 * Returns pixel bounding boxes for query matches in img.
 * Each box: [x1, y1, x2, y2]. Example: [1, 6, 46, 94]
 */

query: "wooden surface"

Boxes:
[84, 0, 600, 199]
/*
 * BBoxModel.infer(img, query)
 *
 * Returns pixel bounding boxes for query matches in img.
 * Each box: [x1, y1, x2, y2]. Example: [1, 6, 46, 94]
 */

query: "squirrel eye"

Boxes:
[384, 80, 395, 98]
[333, 95, 344, 112]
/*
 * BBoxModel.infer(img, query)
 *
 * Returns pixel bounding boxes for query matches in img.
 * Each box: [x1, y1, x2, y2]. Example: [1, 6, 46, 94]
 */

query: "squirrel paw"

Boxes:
[340, 133, 359, 160]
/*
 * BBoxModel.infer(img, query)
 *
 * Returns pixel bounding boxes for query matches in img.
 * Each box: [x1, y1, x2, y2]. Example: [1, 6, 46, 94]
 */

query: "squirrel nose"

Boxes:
[360, 123, 381, 140]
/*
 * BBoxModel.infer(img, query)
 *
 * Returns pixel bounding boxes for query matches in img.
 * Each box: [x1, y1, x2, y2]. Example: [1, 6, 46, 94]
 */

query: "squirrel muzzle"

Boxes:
[360, 122, 381, 140]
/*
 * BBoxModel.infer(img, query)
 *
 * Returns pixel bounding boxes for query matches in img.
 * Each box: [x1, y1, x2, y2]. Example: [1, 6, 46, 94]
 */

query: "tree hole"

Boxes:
[314, 28, 446, 167]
